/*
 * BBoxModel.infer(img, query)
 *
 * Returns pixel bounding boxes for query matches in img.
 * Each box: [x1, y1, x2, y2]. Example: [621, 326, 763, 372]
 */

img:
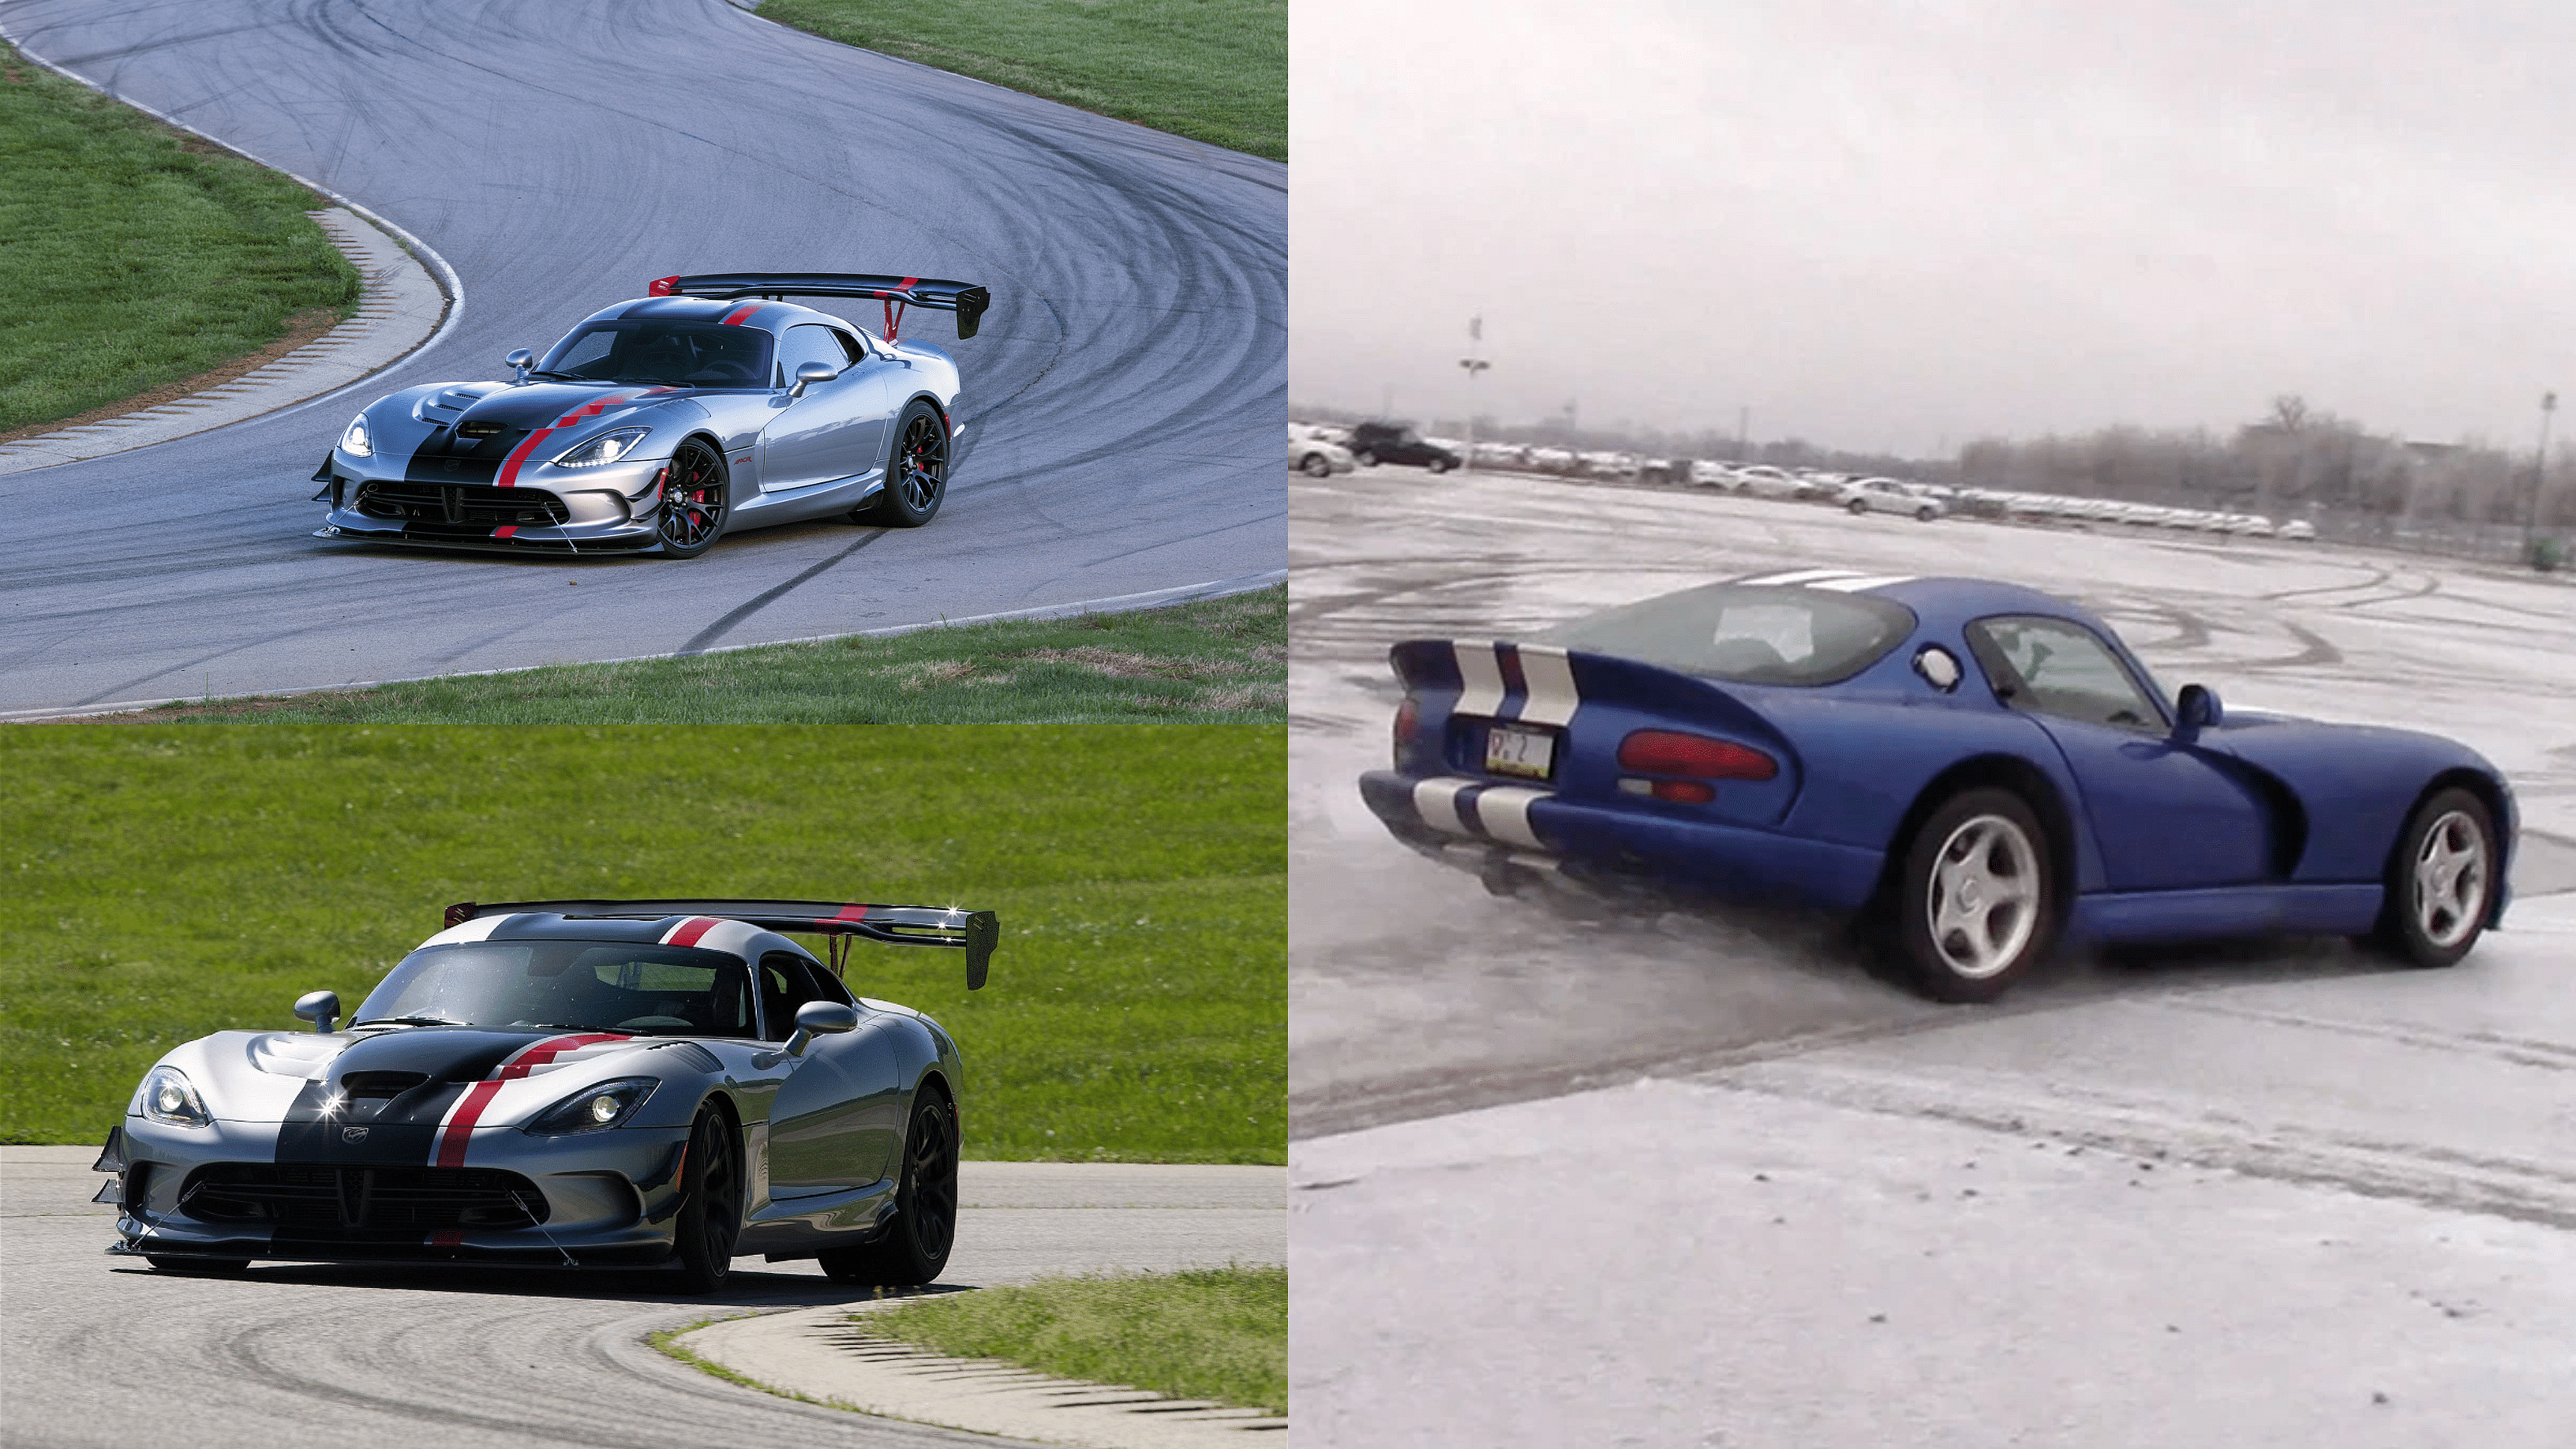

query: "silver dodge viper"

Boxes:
[95, 897, 997, 1292]
[312, 272, 989, 556]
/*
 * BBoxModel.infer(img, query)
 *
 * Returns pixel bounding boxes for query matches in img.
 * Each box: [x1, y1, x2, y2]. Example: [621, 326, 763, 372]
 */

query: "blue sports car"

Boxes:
[1358, 570, 2515, 1002]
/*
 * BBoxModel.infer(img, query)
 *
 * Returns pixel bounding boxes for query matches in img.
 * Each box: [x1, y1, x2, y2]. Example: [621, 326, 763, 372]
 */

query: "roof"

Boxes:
[1730, 570, 2108, 632]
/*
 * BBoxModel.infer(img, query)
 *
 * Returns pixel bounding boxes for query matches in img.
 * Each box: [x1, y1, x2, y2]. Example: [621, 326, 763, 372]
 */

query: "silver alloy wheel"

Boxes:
[2412, 809, 2488, 949]
[1926, 813, 2042, 979]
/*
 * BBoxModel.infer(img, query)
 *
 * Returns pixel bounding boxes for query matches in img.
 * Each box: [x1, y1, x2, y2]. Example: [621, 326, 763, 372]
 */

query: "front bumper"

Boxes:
[314, 453, 669, 554]
[103, 1115, 692, 1267]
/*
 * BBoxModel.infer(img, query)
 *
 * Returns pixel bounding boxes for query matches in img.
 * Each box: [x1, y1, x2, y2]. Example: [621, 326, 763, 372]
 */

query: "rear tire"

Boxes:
[1355, 450, 1378, 467]
[1300, 451, 1333, 477]
[145, 1255, 249, 1275]
[672, 1106, 743, 1294]
[1889, 788, 2059, 1002]
[2373, 787, 2497, 968]
[1916, 505, 1937, 521]
[1427, 457, 1451, 474]
[818, 1091, 958, 1286]
[1846, 497, 1870, 515]
[856, 399, 949, 526]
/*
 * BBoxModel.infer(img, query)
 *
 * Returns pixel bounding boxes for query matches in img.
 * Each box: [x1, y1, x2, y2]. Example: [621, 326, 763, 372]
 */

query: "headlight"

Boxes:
[340, 413, 372, 457]
[551, 427, 650, 469]
[524, 1076, 658, 1136]
[137, 1065, 212, 1128]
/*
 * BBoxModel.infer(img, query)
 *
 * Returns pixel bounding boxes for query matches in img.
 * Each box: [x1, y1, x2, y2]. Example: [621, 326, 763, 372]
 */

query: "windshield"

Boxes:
[536, 320, 773, 388]
[1535, 583, 1916, 686]
[352, 941, 756, 1037]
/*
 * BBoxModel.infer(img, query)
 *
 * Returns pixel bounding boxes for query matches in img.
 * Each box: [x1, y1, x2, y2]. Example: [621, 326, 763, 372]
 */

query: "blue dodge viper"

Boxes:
[1359, 571, 2514, 1001]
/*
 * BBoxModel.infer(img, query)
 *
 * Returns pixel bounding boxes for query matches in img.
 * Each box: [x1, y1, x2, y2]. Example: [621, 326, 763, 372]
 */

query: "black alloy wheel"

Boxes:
[858, 400, 949, 526]
[658, 439, 729, 559]
[818, 1090, 959, 1286]
[672, 1107, 743, 1293]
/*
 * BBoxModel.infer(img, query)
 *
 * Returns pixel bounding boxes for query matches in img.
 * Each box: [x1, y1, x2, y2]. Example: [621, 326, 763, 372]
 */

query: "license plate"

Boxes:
[1485, 724, 1556, 781]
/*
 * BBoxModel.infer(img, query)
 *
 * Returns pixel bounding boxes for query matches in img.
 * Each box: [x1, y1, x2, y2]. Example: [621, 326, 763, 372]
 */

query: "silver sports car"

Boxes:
[312, 272, 989, 556]
[95, 897, 997, 1292]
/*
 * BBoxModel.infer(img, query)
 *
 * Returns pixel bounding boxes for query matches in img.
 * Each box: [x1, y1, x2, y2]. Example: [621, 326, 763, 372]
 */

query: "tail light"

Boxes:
[1392, 697, 1421, 763]
[1617, 730, 1777, 781]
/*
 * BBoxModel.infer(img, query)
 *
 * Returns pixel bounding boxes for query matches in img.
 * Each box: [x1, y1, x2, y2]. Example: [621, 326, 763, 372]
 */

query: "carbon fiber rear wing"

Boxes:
[646, 271, 990, 342]
[444, 899, 997, 989]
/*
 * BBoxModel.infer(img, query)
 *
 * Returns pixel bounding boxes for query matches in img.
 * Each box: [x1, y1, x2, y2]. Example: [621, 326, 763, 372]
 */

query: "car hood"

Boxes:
[371, 382, 716, 485]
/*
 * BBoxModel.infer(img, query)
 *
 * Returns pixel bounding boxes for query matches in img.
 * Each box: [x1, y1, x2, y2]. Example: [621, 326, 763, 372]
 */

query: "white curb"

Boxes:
[0, 207, 444, 475]
[678, 1301, 1287, 1447]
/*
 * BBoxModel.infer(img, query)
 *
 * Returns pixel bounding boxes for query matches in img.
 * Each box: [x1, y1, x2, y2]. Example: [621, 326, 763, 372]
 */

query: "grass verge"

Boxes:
[0, 40, 359, 436]
[0, 725, 1283, 1161]
[91, 585, 1285, 724]
[864, 1266, 1286, 1414]
[760, 0, 1284, 162]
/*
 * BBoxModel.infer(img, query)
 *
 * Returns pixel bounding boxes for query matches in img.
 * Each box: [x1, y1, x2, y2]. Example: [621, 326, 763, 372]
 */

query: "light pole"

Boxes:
[1459, 316, 1488, 474]
[2529, 391, 2559, 553]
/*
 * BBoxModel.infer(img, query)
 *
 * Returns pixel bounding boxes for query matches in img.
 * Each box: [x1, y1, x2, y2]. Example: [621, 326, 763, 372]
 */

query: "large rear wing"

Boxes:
[646, 271, 990, 343]
[444, 899, 997, 989]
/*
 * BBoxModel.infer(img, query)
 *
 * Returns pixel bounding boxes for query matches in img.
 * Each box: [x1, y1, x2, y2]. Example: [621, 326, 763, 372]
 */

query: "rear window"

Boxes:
[1534, 583, 1915, 686]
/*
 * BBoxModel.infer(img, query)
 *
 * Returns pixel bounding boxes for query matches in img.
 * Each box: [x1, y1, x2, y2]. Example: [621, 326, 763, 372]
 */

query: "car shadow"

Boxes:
[107, 1259, 979, 1309]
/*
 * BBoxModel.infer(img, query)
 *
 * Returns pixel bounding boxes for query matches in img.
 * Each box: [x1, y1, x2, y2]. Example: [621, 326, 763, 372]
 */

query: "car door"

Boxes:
[758, 953, 898, 1195]
[1965, 615, 2274, 892]
[758, 324, 894, 494]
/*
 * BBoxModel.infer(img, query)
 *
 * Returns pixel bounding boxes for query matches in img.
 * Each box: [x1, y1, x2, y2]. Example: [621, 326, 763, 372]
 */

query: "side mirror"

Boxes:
[2174, 683, 2224, 736]
[505, 348, 534, 384]
[788, 360, 841, 399]
[294, 990, 340, 1035]
[782, 999, 858, 1058]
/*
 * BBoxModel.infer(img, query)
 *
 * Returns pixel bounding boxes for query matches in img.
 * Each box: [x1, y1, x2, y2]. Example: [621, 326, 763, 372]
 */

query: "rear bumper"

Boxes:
[1358, 769, 1885, 912]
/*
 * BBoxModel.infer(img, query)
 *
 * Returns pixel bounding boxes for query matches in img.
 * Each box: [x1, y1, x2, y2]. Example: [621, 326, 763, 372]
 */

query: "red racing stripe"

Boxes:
[666, 916, 721, 948]
[720, 304, 759, 326]
[430, 1031, 631, 1168]
[492, 526, 518, 540]
[428, 1230, 465, 1249]
[496, 391, 637, 488]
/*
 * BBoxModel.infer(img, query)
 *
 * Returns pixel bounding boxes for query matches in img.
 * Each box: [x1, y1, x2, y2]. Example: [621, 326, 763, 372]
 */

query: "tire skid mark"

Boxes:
[2146, 996, 2576, 1070]
[1700, 1061, 2576, 1232]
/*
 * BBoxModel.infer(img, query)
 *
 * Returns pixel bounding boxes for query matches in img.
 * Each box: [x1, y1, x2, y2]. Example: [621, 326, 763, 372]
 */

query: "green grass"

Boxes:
[0, 41, 360, 434]
[109, 586, 1285, 723]
[865, 1265, 1286, 1413]
[0, 725, 1283, 1162]
[762, 0, 1284, 162]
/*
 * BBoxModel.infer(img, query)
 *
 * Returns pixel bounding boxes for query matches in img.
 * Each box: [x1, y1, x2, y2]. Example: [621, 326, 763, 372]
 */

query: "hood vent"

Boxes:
[339, 1070, 430, 1101]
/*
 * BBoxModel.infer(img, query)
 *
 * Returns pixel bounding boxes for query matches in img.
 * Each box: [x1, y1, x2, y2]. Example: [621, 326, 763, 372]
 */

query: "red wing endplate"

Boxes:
[445, 898, 998, 989]
[646, 273, 990, 342]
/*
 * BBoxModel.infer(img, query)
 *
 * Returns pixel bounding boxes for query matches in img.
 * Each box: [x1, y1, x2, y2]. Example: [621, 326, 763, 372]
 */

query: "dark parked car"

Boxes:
[1349, 422, 1462, 473]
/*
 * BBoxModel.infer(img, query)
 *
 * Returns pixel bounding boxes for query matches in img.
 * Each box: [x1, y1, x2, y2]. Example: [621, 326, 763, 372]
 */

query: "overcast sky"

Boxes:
[1290, 0, 2574, 455]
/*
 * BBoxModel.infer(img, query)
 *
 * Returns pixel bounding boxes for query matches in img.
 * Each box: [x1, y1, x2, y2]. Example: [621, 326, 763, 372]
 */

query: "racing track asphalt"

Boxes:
[0, 0, 1283, 713]
[2, 1151, 1286, 1449]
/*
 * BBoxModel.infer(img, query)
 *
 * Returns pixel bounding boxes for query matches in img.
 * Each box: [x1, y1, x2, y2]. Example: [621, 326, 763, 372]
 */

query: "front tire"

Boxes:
[1300, 451, 1333, 477]
[1426, 457, 1451, 474]
[1846, 497, 1870, 515]
[672, 1106, 743, 1294]
[857, 399, 950, 526]
[2374, 787, 2497, 968]
[818, 1090, 959, 1286]
[657, 439, 730, 559]
[1355, 450, 1378, 467]
[1890, 788, 2059, 1002]
[1916, 504, 1938, 521]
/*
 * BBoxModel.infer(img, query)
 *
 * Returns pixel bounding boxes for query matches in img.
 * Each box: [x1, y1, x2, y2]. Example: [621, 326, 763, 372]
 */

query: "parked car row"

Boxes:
[1289, 421, 2320, 542]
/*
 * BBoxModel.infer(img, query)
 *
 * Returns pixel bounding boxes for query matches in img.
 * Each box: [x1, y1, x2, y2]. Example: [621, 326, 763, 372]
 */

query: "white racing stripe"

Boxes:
[1810, 574, 1917, 593]
[1470, 786, 1552, 851]
[1515, 645, 1580, 727]
[1452, 641, 1507, 717]
[1740, 567, 1863, 586]
[1413, 777, 1477, 836]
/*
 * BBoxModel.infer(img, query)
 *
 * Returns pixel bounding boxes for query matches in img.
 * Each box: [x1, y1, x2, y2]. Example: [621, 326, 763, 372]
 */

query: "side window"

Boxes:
[828, 328, 867, 365]
[755, 957, 802, 1040]
[800, 955, 855, 1006]
[1964, 616, 2164, 733]
[775, 324, 844, 388]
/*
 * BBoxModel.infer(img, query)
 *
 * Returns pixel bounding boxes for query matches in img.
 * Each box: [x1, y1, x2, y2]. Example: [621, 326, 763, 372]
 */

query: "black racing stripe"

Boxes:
[275, 1028, 548, 1165]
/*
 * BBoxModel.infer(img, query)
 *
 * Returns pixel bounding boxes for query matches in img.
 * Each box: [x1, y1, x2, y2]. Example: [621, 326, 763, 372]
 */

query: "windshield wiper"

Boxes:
[352, 1015, 462, 1027]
